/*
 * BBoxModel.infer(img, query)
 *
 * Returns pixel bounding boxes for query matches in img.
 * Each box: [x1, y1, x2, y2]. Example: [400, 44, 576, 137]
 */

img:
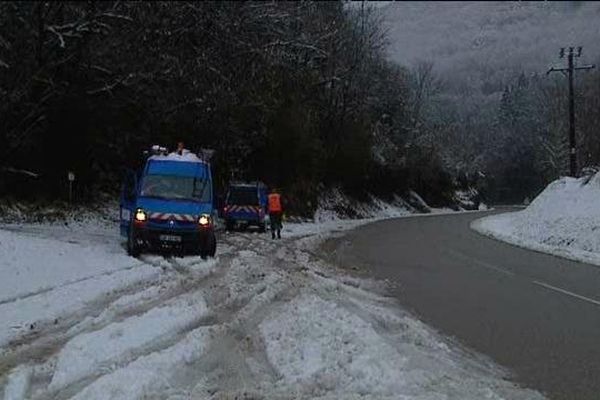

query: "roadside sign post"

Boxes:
[68, 171, 75, 204]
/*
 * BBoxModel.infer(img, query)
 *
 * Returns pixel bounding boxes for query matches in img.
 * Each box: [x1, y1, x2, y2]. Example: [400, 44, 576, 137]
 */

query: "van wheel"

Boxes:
[225, 219, 234, 231]
[127, 226, 141, 257]
[209, 234, 217, 257]
[258, 223, 266, 233]
[200, 232, 217, 260]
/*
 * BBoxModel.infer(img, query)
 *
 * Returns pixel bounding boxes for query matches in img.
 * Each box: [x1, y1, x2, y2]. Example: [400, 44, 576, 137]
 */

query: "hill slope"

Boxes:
[383, 1, 600, 90]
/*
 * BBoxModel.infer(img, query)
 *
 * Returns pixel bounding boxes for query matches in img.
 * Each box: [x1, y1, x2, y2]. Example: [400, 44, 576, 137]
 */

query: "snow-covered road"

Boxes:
[0, 215, 543, 399]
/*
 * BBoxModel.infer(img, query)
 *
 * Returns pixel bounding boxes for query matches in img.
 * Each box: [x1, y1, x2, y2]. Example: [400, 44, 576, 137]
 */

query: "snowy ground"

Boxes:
[0, 208, 543, 399]
[472, 173, 600, 266]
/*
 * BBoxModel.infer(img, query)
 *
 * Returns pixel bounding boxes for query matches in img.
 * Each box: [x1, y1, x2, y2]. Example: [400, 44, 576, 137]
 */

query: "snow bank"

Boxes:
[0, 200, 117, 225]
[472, 173, 600, 265]
[259, 292, 544, 399]
[270, 189, 414, 240]
[314, 188, 411, 222]
[0, 228, 140, 304]
[285, 200, 488, 241]
[454, 188, 487, 211]
[260, 294, 408, 396]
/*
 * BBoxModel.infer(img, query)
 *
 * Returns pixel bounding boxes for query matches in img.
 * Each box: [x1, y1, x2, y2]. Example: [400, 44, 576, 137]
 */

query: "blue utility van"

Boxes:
[120, 147, 217, 258]
[223, 182, 268, 232]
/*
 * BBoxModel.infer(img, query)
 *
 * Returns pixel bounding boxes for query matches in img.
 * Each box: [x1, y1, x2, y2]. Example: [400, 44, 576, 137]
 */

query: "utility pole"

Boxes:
[547, 47, 595, 177]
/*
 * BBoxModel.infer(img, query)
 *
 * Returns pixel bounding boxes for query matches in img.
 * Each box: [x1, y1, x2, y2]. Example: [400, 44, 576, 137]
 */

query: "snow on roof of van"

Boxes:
[231, 183, 258, 187]
[148, 151, 206, 164]
[230, 181, 266, 186]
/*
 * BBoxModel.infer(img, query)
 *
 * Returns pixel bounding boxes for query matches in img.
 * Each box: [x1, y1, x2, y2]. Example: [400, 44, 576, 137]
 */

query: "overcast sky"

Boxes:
[379, 1, 600, 77]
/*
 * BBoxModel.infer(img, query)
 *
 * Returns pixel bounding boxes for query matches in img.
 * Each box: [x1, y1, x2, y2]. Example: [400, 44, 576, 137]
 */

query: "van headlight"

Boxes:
[134, 208, 147, 222]
[198, 214, 211, 226]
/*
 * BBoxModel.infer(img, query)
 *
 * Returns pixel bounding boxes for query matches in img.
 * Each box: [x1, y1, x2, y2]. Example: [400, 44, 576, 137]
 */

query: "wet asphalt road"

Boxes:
[331, 209, 600, 400]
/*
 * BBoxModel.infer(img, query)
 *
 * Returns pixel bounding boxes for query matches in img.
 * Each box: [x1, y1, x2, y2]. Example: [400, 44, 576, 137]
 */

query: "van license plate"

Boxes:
[160, 234, 181, 243]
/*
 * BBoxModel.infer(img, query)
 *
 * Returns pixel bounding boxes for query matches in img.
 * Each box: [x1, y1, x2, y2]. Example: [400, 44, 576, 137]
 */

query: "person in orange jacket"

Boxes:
[268, 188, 283, 239]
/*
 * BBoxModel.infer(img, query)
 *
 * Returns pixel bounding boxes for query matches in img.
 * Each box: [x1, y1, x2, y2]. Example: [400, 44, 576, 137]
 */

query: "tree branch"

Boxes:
[45, 26, 65, 48]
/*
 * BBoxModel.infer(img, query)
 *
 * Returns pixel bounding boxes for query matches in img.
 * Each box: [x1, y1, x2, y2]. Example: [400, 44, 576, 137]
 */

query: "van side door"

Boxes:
[120, 169, 137, 236]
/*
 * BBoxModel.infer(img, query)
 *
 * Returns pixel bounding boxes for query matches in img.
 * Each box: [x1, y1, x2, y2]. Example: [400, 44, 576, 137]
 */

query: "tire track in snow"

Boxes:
[2, 229, 318, 398]
[0, 262, 145, 307]
[0, 257, 221, 378]
[33, 295, 214, 400]
[3, 229, 415, 400]
[1, 241, 274, 400]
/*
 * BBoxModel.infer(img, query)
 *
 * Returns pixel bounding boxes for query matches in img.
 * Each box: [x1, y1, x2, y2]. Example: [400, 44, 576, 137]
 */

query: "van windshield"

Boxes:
[227, 186, 258, 205]
[141, 174, 210, 202]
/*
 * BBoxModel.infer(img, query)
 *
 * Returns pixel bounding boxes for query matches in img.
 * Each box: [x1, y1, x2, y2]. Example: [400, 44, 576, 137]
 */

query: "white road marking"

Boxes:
[447, 248, 600, 308]
[447, 248, 516, 277]
[533, 280, 600, 307]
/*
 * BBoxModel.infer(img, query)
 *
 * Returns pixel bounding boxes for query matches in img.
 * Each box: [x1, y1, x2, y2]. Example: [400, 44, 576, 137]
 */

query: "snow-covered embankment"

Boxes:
[472, 173, 600, 265]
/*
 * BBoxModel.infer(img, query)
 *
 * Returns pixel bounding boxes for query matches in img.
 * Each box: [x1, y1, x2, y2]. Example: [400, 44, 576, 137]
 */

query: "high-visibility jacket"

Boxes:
[268, 193, 282, 213]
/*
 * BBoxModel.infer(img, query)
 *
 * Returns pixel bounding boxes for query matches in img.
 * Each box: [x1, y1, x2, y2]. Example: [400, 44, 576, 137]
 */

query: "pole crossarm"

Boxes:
[574, 64, 596, 71]
[547, 67, 568, 78]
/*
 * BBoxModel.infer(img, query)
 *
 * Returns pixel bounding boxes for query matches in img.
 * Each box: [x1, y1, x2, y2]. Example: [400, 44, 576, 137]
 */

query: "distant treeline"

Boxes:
[418, 62, 600, 204]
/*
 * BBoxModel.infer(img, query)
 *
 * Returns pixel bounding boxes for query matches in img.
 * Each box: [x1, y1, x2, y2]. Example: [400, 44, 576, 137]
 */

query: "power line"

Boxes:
[547, 46, 595, 177]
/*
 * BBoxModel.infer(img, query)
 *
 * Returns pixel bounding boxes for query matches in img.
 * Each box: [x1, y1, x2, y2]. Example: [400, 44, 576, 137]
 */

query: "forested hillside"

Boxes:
[1, 1, 599, 212]
[2, 1, 448, 213]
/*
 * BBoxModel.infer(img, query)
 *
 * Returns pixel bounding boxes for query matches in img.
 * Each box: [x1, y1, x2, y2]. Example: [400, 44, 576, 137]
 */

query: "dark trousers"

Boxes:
[269, 212, 282, 238]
